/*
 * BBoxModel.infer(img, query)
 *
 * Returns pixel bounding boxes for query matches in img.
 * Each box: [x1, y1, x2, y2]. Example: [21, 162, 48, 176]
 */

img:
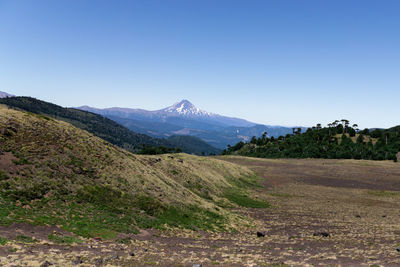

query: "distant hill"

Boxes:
[0, 91, 14, 98]
[167, 135, 221, 155]
[388, 125, 400, 133]
[0, 97, 219, 155]
[77, 100, 300, 149]
[0, 105, 259, 237]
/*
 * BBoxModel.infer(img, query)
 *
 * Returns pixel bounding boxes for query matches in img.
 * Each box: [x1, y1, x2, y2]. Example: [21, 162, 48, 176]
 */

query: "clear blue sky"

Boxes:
[1, 0, 399, 128]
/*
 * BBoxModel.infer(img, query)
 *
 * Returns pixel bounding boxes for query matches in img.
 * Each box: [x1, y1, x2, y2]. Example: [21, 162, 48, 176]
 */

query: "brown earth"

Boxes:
[2, 156, 400, 266]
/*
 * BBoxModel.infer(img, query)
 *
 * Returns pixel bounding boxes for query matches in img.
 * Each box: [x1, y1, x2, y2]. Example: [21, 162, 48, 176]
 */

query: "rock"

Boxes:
[313, 232, 330, 237]
[72, 257, 83, 265]
[129, 252, 135, 256]
[93, 236, 102, 241]
[40, 261, 53, 267]
[257, 231, 266, 237]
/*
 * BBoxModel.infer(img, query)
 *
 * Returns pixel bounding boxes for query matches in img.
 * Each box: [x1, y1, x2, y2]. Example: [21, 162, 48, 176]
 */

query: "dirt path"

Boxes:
[1, 157, 400, 266]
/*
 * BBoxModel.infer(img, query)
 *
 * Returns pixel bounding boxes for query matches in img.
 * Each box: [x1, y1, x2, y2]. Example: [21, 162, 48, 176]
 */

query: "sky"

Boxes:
[0, 0, 399, 128]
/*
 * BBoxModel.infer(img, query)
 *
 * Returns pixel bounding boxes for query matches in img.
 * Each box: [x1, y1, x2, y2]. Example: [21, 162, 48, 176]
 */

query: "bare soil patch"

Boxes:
[0, 152, 25, 175]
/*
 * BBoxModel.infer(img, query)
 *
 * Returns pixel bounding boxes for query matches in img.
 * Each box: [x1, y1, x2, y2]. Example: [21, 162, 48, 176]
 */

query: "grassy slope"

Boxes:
[0, 105, 267, 238]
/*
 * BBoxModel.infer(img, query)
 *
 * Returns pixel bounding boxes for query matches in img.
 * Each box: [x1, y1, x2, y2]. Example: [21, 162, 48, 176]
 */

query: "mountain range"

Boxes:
[0, 91, 14, 98]
[78, 100, 302, 148]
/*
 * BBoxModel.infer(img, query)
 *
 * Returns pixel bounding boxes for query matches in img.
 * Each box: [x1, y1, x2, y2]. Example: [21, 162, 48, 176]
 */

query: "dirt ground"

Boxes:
[1, 157, 400, 266]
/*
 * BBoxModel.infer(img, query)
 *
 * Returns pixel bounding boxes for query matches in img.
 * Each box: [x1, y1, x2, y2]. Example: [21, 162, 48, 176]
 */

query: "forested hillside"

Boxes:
[223, 120, 400, 161]
[167, 135, 221, 155]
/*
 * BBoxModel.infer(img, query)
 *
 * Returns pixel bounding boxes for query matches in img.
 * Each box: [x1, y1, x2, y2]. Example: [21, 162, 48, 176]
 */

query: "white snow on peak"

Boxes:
[163, 100, 214, 117]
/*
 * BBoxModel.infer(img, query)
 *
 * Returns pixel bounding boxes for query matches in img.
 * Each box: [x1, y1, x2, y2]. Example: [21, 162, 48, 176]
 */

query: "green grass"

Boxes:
[222, 174, 270, 208]
[367, 190, 400, 197]
[0, 190, 227, 239]
[226, 174, 263, 189]
[224, 188, 270, 208]
[154, 205, 226, 231]
[15, 235, 37, 243]
[0, 237, 9, 245]
[48, 233, 82, 244]
[0, 194, 137, 239]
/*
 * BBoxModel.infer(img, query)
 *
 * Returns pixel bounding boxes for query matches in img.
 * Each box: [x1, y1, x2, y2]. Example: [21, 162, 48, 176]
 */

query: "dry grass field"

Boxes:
[2, 154, 400, 266]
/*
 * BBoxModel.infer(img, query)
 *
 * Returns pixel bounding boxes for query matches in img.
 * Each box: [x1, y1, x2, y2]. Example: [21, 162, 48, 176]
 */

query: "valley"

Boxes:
[2, 1, 399, 266]
[1, 96, 400, 266]
[1, 152, 400, 266]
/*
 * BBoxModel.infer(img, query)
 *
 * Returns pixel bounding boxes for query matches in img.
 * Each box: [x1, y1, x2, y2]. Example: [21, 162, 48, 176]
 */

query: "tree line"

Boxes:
[222, 120, 400, 162]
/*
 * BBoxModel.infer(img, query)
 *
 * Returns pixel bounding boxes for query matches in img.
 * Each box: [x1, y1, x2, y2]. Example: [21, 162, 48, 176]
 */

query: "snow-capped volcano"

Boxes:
[161, 100, 213, 117]
[75, 99, 297, 148]
[77, 99, 257, 131]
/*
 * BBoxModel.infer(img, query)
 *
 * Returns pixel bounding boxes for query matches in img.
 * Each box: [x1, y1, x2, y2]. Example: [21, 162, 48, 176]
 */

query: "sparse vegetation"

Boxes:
[15, 235, 36, 243]
[48, 233, 82, 244]
[0, 170, 9, 180]
[367, 190, 400, 197]
[270, 193, 294, 198]
[0, 105, 262, 239]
